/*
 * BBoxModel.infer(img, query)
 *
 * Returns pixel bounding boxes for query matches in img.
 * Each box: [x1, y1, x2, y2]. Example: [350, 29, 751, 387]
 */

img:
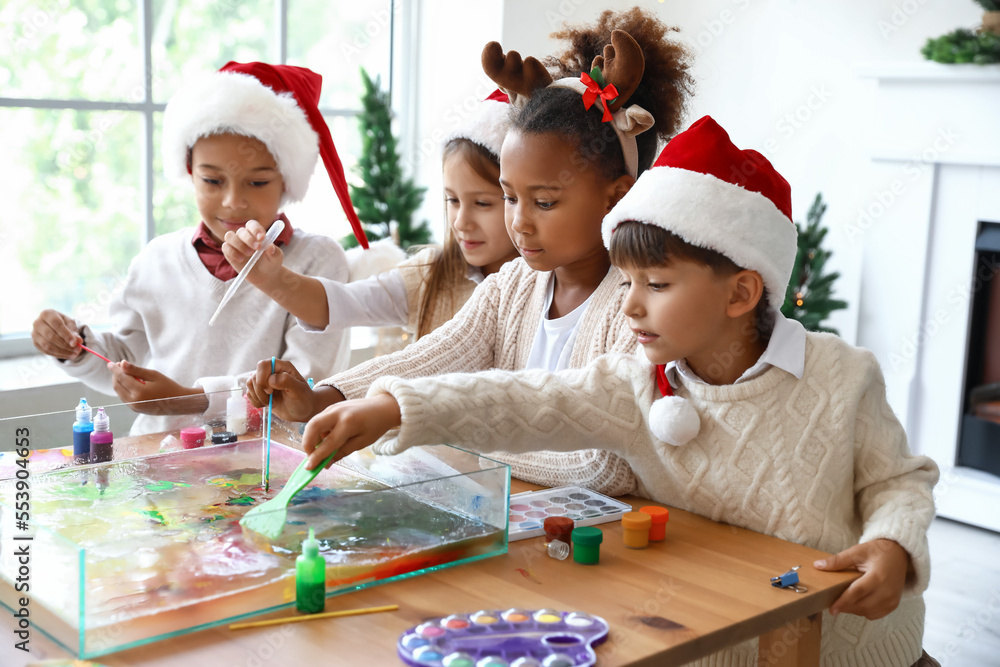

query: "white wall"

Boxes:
[402, 0, 505, 244]
[417, 0, 982, 346]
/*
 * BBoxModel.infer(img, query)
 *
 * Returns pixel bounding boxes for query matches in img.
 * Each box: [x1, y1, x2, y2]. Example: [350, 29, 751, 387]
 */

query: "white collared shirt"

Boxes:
[665, 310, 807, 386]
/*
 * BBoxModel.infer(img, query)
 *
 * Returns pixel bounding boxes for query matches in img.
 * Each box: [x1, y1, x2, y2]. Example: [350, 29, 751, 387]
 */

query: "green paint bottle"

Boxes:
[296, 528, 326, 614]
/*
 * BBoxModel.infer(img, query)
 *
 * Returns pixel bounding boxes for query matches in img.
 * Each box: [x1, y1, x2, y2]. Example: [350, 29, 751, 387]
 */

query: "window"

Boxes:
[0, 0, 396, 357]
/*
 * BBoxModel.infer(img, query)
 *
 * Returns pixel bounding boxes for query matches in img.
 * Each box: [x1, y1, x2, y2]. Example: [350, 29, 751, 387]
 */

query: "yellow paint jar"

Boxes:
[621, 511, 652, 549]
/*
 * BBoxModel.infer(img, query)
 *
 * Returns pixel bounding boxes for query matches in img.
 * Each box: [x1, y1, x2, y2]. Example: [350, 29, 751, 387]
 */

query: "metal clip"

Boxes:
[770, 565, 808, 593]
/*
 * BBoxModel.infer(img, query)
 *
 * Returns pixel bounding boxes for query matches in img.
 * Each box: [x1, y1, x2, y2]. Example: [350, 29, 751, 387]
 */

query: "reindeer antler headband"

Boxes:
[482, 30, 654, 179]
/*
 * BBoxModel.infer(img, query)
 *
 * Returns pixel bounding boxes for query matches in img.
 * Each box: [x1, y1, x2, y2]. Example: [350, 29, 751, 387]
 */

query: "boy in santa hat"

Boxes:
[31, 61, 368, 434]
[290, 116, 941, 667]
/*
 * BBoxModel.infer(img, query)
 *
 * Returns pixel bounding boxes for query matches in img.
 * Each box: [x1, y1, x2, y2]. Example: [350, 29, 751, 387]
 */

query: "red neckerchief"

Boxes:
[655, 364, 674, 398]
[191, 214, 294, 281]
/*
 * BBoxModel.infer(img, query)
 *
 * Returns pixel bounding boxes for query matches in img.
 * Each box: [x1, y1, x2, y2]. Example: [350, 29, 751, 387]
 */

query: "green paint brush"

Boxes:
[239, 452, 336, 541]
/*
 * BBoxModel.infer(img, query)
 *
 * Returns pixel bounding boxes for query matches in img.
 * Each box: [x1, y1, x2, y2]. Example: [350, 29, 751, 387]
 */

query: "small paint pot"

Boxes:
[442, 653, 476, 667]
[543, 516, 574, 545]
[532, 609, 563, 624]
[640, 506, 670, 541]
[441, 614, 471, 630]
[501, 608, 531, 623]
[621, 511, 652, 549]
[469, 610, 499, 625]
[211, 431, 237, 445]
[571, 526, 603, 565]
[179, 427, 205, 449]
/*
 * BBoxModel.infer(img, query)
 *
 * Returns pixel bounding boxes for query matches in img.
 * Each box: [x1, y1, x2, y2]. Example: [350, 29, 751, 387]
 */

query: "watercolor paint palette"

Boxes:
[507, 486, 632, 542]
[397, 608, 610, 667]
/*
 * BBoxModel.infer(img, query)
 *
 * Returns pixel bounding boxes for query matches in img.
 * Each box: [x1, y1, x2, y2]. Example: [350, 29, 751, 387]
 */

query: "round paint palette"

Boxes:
[397, 608, 609, 667]
[508, 485, 632, 542]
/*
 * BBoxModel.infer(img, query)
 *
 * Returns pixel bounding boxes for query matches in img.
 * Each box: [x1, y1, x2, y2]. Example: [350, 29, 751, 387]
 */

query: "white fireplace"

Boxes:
[858, 63, 1000, 532]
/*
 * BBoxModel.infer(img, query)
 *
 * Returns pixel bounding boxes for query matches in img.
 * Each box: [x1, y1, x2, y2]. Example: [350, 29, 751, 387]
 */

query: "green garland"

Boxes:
[922, 28, 1000, 64]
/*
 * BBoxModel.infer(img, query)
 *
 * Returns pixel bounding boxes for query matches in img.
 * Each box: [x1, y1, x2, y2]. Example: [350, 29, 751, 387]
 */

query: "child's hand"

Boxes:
[301, 394, 402, 470]
[222, 219, 284, 288]
[245, 358, 317, 422]
[31, 309, 82, 359]
[108, 361, 207, 415]
[813, 539, 911, 620]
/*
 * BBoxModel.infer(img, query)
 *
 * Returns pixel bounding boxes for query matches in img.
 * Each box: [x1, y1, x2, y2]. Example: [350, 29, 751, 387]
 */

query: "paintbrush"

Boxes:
[240, 451, 337, 540]
[79, 344, 146, 384]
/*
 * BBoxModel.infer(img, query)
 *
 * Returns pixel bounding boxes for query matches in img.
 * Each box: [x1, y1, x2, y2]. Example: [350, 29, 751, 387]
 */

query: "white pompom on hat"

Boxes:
[603, 116, 799, 445]
[441, 88, 511, 158]
[162, 61, 369, 248]
[650, 365, 700, 446]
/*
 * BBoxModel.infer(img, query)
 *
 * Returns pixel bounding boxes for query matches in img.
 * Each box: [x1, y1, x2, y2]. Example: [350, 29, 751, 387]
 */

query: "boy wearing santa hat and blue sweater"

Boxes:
[31, 62, 368, 433]
[294, 116, 940, 667]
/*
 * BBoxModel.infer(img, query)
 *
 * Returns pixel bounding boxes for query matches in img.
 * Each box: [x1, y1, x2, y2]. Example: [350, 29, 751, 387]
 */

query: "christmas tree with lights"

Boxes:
[781, 193, 847, 334]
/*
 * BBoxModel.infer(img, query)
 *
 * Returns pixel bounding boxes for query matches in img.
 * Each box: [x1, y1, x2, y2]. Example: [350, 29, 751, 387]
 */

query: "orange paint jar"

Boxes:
[640, 506, 670, 541]
[621, 511, 652, 549]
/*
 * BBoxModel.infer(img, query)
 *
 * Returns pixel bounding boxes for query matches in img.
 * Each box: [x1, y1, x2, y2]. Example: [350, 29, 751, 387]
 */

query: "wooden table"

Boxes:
[2, 482, 858, 667]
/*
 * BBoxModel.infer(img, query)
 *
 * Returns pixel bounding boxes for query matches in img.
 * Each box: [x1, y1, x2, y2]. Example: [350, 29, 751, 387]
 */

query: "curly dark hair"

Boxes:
[510, 6, 694, 180]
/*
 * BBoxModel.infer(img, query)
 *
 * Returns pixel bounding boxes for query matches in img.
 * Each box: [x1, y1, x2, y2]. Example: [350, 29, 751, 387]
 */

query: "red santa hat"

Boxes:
[441, 89, 512, 159]
[163, 61, 368, 248]
[602, 115, 798, 446]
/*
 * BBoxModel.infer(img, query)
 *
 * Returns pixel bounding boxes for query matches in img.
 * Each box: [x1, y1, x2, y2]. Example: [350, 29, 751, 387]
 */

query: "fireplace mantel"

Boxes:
[857, 63, 1000, 532]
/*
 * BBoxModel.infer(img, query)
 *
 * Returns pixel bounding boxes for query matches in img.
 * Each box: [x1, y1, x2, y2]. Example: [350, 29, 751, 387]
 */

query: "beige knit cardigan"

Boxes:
[319, 257, 639, 495]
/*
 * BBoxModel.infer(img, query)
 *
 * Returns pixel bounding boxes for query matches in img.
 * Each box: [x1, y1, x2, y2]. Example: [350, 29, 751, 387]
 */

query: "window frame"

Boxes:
[0, 0, 405, 360]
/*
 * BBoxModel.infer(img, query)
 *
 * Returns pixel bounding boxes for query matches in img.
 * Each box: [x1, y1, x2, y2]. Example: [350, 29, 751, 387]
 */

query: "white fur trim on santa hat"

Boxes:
[344, 237, 407, 282]
[602, 167, 797, 311]
[163, 71, 319, 204]
[649, 394, 700, 446]
[442, 98, 511, 158]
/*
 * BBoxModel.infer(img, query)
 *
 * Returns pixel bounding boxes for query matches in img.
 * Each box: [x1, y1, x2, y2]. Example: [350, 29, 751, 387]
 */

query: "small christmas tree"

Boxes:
[344, 69, 431, 249]
[781, 193, 848, 334]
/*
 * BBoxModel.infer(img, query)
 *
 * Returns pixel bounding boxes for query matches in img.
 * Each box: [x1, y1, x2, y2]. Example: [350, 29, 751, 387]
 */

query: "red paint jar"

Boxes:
[543, 516, 574, 545]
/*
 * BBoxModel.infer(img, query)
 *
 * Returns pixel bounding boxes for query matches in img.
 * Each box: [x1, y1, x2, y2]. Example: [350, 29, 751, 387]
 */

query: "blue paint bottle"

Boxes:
[72, 398, 94, 462]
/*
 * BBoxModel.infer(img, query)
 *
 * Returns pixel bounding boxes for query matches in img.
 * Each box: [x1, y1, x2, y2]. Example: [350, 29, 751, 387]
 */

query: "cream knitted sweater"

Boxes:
[319, 257, 639, 495]
[369, 334, 940, 667]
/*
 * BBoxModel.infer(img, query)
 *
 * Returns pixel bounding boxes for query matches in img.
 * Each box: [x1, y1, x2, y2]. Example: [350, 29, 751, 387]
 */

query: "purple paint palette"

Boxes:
[508, 485, 632, 542]
[397, 608, 610, 666]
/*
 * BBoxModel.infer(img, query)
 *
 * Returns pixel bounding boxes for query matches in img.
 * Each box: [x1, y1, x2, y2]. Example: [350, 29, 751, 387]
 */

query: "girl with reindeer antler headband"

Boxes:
[248, 8, 694, 496]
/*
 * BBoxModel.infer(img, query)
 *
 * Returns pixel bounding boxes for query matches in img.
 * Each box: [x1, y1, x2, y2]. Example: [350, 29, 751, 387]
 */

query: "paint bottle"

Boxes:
[296, 528, 326, 614]
[543, 516, 574, 546]
[180, 427, 206, 449]
[90, 408, 114, 463]
[211, 431, 237, 445]
[72, 398, 94, 462]
[571, 526, 603, 565]
[226, 386, 248, 435]
[640, 506, 670, 542]
[621, 511, 652, 549]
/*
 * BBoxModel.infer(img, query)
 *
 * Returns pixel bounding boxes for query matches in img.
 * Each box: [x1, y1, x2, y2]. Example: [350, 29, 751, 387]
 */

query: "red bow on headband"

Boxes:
[580, 69, 619, 123]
